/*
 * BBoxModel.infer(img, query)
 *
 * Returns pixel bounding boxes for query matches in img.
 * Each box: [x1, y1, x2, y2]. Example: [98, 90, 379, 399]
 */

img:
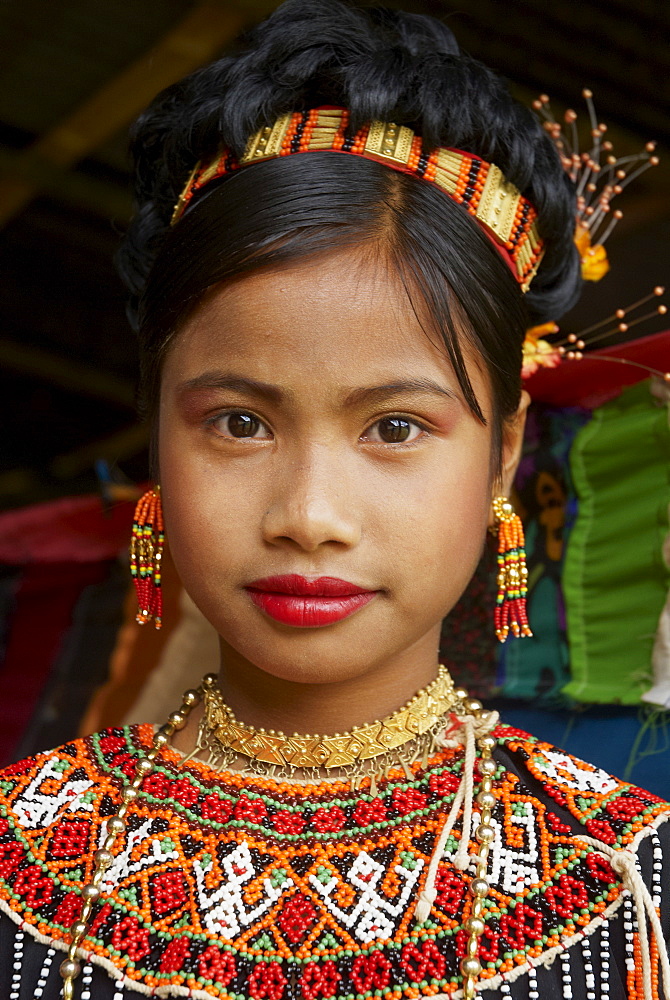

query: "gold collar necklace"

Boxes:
[193, 666, 459, 782]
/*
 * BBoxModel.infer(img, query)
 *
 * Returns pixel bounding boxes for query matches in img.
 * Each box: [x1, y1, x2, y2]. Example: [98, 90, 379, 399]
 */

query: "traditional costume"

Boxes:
[2, 7, 668, 999]
[0, 709, 668, 999]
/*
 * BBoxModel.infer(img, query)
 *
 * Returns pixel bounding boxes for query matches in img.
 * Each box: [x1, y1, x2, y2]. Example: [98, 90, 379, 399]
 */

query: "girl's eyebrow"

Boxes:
[343, 379, 458, 407]
[177, 373, 458, 407]
[177, 373, 285, 403]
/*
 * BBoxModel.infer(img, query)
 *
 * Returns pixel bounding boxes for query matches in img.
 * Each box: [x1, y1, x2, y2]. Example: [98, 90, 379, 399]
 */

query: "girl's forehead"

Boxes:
[169, 253, 469, 382]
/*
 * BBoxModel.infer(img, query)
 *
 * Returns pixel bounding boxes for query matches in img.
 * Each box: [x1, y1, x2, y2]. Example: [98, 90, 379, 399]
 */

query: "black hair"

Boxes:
[117, 0, 581, 465]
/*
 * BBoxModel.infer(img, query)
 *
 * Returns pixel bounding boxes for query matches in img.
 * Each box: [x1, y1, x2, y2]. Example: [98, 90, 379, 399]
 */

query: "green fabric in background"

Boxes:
[563, 380, 670, 704]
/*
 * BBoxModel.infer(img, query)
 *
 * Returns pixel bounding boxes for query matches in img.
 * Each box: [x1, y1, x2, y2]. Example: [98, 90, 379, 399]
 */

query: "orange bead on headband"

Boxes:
[171, 107, 544, 292]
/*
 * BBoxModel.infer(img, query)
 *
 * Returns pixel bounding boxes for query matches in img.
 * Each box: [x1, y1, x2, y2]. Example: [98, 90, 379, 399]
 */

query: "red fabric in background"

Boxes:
[0, 560, 110, 764]
[525, 329, 670, 408]
[0, 495, 135, 565]
[0, 494, 136, 761]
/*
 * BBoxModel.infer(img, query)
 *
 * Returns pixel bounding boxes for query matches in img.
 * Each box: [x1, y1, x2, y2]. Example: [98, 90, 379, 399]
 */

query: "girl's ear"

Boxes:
[494, 389, 530, 504]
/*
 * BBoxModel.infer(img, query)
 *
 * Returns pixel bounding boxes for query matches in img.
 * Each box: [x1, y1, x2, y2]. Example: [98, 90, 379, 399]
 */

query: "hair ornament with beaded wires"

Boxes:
[521, 91, 668, 384]
[535, 88, 659, 283]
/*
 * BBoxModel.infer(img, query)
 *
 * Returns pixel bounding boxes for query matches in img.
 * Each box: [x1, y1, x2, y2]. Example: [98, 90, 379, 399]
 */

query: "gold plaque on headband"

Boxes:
[478, 164, 519, 243]
[242, 114, 293, 163]
[365, 121, 415, 166]
[171, 107, 545, 292]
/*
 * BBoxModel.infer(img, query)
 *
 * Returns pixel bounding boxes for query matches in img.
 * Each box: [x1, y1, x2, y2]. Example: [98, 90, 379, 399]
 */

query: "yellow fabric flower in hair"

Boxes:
[522, 323, 562, 379]
[575, 223, 610, 282]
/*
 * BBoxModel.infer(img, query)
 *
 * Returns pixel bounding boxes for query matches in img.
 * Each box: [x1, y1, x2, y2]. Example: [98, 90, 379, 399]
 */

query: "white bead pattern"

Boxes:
[33, 945, 55, 998]
[581, 934, 596, 1000]
[600, 920, 611, 999]
[10, 927, 24, 1000]
[527, 965, 539, 1000]
[651, 830, 663, 910]
[623, 893, 636, 980]
[80, 962, 93, 999]
[560, 947, 573, 1000]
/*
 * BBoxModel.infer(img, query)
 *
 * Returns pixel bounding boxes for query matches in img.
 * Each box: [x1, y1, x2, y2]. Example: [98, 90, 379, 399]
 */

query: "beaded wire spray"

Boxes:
[130, 487, 164, 629]
[492, 496, 532, 643]
[522, 91, 669, 385]
[533, 88, 659, 263]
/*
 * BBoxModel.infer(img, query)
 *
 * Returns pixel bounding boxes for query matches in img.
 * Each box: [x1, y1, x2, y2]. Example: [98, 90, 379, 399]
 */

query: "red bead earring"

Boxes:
[130, 487, 164, 629]
[492, 496, 532, 643]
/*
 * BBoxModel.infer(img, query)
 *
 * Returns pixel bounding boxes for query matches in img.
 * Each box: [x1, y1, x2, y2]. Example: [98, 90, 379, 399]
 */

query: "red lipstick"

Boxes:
[246, 575, 376, 627]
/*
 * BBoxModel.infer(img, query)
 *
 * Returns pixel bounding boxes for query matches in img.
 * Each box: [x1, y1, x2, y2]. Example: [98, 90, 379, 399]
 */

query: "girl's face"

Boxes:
[159, 252, 525, 689]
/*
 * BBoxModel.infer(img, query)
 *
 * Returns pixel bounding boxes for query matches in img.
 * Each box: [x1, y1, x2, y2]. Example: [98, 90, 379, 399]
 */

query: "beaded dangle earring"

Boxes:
[130, 486, 164, 629]
[492, 496, 532, 643]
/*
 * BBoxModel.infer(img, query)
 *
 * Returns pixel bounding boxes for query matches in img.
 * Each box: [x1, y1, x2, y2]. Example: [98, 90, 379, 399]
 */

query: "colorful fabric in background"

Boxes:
[497, 404, 591, 706]
[0, 497, 144, 766]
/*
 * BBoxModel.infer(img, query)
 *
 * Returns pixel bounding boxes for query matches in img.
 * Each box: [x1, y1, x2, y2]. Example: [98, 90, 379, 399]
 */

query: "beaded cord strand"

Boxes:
[581, 935, 596, 1000]
[600, 921, 611, 1000]
[623, 894, 637, 1000]
[34, 946, 56, 998]
[560, 947, 573, 1000]
[412, 691, 500, 1000]
[80, 963, 93, 1000]
[10, 927, 24, 1000]
[58, 688, 201, 998]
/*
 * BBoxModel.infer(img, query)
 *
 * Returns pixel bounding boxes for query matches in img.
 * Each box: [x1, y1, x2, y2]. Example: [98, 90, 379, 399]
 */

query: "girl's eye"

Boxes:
[365, 417, 423, 444]
[211, 411, 271, 439]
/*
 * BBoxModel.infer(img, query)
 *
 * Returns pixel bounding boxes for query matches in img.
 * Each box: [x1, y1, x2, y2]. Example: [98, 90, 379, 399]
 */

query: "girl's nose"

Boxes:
[261, 446, 361, 553]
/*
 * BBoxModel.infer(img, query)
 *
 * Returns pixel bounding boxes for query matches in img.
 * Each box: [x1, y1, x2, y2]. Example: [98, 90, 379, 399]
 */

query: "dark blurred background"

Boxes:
[0, 0, 668, 510]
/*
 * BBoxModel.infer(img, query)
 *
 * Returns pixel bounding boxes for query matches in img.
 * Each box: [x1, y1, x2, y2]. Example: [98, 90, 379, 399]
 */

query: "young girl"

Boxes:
[0, 2, 667, 998]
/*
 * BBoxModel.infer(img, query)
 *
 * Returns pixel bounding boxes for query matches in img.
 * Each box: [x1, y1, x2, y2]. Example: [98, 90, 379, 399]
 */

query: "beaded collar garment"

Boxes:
[0, 724, 668, 999]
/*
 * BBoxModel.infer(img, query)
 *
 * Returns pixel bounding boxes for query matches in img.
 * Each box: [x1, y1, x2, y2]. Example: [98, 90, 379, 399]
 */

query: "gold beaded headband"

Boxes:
[171, 107, 545, 292]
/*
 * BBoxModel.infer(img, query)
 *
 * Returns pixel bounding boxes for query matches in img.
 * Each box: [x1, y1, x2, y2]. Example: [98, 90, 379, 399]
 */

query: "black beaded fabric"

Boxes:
[0, 778, 669, 998]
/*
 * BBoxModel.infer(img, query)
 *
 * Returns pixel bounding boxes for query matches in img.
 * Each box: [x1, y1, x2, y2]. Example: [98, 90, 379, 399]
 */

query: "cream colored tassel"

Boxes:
[413, 710, 499, 923]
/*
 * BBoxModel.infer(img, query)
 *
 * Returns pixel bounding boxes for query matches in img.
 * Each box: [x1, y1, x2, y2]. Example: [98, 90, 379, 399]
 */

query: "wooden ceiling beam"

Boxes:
[0, 1, 253, 227]
[0, 147, 131, 222]
[0, 339, 137, 409]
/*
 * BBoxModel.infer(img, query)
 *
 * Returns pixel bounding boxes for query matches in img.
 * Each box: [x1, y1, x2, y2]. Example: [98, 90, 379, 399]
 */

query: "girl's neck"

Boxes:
[220, 644, 441, 735]
[172, 636, 443, 758]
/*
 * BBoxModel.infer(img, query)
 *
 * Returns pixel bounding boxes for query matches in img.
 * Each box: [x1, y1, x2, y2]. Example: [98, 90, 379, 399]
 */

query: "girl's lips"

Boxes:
[245, 575, 377, 627]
